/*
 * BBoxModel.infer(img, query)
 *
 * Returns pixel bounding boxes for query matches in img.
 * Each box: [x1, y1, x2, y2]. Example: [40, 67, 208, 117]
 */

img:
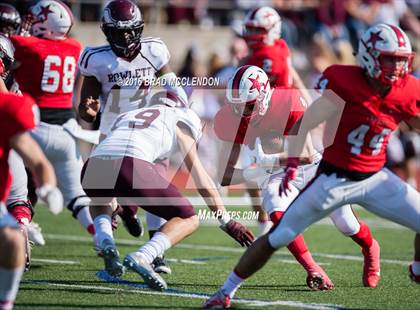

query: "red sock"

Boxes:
[351, 221, 373, 249]
[9, 205, 32, 225]
[87, 224, 95, 235]
[269, 211, 319, 273]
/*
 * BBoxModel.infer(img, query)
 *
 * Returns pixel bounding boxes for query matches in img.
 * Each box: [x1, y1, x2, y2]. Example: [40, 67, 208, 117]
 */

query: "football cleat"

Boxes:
[362, 239, 381, 288]
[101, 239, 124, 277]
[123, 253, 167, 291]
[119, 206, 143, 237]
[203, 290, 231, 309]
[306, 271, 334, 291]
[152, 255, 171, 274]
[408, 264, 420, 284]
[27, 221, 46, 246]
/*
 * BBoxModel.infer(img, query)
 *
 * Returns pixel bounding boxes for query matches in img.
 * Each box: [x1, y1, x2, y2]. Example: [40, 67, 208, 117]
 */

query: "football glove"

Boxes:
[36, 184, 64, 215]
[279, 157, 299, 197]
[220, 220, 255, 247]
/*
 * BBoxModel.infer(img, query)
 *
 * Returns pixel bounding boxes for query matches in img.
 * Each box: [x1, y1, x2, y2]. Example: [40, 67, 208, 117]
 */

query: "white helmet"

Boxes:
[357, 23, 414, 85]
[243, 6, 281, 48]
[31, 0, 73, 40]
[148, 90, 188, 108]
[226, 65, 272, 120]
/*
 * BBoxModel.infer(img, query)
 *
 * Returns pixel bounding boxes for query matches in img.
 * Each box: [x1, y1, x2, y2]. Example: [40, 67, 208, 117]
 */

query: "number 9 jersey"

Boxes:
[10, 35, 81, 108]
[91, 106, 202, 163]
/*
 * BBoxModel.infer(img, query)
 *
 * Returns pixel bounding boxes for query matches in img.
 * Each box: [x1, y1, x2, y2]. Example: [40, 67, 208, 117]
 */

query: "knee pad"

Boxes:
[268, 226, 298, 249]
[7, 200, 34, 220]
[67, 195, 91, 218]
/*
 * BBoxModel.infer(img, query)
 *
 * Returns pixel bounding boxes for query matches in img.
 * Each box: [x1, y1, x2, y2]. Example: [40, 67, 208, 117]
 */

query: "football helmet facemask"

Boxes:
[0, 34, 14, 82]
[30, 0, 73, 40]
[226, 65, 273, 121]
[0, 3, 21, 37]
[357, 23, 414, 86]
[243, 6, 281, 49]
[101, 0, 144, 59]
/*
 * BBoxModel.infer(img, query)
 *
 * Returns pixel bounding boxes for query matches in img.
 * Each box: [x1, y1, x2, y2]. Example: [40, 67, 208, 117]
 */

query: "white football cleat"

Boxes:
[27, 221, 46, 246]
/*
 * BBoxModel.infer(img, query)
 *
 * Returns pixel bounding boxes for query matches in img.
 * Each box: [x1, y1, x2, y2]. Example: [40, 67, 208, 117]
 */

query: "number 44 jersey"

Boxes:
[79, 37, 170, 136]
[317, 64, 419, 173]
[11, 35, 81, 109]
[91, 106, 202, 163]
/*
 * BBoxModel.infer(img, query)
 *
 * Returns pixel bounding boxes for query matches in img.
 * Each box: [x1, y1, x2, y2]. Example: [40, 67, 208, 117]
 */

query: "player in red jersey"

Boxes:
[205, 23, 419, 308]
[9, 0, 97, 247]
[242, 6, 310, 98]
[0, 74, 62, 309]
[229, 6, 312, 235]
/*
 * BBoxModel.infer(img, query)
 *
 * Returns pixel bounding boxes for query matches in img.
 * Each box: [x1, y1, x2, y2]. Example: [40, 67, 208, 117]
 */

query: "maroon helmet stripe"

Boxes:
[249, 7, 259, 20]
[388, 24, 406, 47]
[232, 65, 251, 98]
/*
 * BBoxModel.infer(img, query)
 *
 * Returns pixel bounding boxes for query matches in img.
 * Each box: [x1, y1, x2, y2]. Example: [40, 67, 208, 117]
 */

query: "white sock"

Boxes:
[93, 214, 114, 247]
[77, 206, 93, 230]
[0, 267, 24, 308]
[137, 232, 171, 264]
[146, 212, 167, 231]
[412, 261, 420, 275]
[221, 271, 244, 298]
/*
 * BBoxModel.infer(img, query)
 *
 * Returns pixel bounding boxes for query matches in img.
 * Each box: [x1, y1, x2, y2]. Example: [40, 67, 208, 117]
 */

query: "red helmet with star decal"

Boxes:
[226, 65, 273, 120]
[30, 0, 73, 40]
[357, 23, 414, 85]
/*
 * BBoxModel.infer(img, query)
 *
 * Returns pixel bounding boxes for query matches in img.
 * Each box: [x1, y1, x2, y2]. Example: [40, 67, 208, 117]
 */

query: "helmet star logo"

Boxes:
[38, 5, 53, 21]
[248, 75, 262, 91]
[366, 30, 384, 47]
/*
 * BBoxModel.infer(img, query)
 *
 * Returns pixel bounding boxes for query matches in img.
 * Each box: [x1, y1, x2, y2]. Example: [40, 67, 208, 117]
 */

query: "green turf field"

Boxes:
[16, 205, 419, 310]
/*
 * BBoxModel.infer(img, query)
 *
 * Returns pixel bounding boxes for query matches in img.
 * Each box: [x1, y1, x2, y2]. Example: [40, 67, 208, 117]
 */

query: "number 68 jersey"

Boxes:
[10, 35, 81, 109]
[317, 65, 419, 173]
[91, 105, 202, 163]
[79, 37, 170, 136]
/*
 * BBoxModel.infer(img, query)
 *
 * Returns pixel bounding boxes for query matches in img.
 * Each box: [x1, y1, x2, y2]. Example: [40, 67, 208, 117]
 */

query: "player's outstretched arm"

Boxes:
[176, 123, 255, 246]
[78, 76, 102, 123]
[10, 132, 63, 214]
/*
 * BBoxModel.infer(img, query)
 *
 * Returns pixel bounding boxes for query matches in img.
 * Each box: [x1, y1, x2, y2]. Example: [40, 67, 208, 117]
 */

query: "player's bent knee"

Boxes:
[67, 195, 91, 218]
[0, 227, 25, 265]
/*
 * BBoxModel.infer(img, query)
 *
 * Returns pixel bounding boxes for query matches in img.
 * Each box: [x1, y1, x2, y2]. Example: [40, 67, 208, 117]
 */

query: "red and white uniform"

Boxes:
[0, 93, 35, 228]
[0, 93, 35, 202]
[214, 88, 303, 146]
[268, 65, 420, 249]
[10, 35, 80, 109]
[319, 65, 419, 173]
[246, 39, 291, 88]
[214, 88, 361, 236]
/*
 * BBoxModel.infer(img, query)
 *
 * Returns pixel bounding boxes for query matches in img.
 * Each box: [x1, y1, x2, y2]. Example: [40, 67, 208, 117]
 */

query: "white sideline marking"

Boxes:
[31, 258, 80, 265]
[166, 258, 206, 265]
[44, 233, 410, 266]
[24, 276, 344, 310]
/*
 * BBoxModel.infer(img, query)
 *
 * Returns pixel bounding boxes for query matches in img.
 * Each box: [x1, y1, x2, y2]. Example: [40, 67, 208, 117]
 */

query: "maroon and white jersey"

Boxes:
[317, 65, 419, 173]
[91, 106, 201, 163]
[0, 93, 36, 203]
[79, 37, 170, 135]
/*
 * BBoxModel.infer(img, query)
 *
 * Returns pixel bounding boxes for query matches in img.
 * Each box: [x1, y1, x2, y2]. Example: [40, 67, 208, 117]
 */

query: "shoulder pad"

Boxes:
[140, 37, 170, 71]
[176, 108, 202, 141]
[78, 45, 112, 78]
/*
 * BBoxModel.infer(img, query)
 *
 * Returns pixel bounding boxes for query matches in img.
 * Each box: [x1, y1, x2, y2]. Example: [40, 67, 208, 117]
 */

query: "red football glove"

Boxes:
[279, 157, 299, 196]
[220, 220, 255, 247]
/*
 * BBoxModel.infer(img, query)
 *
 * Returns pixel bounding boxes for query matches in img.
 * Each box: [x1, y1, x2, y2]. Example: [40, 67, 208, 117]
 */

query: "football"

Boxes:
[259, 131, 284, 154]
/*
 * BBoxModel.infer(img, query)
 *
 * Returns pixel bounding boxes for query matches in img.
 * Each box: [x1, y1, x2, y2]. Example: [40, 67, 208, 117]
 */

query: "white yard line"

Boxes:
[44, 233, 411, 266]
[31, 258, 80, 265]
[23, 274, 344, 310]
